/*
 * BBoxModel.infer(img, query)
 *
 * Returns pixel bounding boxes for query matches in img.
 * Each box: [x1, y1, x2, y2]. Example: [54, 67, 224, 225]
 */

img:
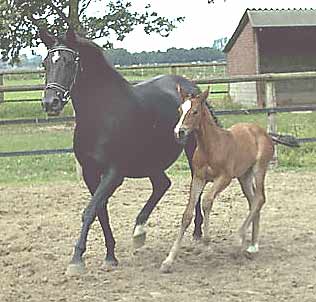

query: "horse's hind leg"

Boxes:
[133, 172, 171, 249]
[184, 136, 204, 240]
[238, 169, 259, 252]
[239, 162, 267, 253]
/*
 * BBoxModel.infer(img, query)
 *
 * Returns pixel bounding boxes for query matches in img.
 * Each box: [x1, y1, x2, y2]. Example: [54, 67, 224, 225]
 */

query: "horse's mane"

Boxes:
[64, 35, 127, 83]
[205, 101, 221, 128]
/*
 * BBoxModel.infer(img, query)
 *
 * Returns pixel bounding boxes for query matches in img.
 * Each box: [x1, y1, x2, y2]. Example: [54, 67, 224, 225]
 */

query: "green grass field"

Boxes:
[1, 70, 316, 185]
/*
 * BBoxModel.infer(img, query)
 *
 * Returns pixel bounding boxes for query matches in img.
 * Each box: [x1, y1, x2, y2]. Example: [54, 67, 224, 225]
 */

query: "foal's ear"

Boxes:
[176, 84, 188, 102]
[39, 28, 56, 48]
[200, 86, 210, 104]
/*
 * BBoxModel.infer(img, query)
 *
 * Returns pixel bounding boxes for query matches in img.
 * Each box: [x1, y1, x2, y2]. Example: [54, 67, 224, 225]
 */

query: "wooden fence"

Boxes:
[1, 69, 316, 160]
[0, 62, 226, 103]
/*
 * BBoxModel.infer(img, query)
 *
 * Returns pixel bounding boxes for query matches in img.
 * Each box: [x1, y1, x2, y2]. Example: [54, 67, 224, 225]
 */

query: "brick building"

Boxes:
[224, 9, 316, 107]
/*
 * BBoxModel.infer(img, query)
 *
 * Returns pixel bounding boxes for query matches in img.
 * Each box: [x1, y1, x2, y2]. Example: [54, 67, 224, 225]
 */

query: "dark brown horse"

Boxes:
[161, 86, 299, 273]
[39, 28, 205, 276]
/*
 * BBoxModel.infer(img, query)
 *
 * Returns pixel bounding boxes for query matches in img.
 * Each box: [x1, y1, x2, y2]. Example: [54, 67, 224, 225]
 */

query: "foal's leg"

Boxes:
[160, 176, 206, 273]
[202, 176, 231, 242]
[66, 166, 123, 276]
[239, 163, 267, 252]
[133, 172, 171, 249]
[184, 136, 204, 240]
[238, 169, 260, 253]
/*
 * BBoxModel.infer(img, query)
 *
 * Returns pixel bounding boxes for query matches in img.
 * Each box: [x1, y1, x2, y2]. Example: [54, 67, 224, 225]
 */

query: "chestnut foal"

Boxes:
[161, 86, 298, 273]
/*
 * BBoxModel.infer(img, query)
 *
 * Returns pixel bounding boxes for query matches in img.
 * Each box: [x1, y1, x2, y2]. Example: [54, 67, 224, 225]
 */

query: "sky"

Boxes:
[32, 0, 316, 56]
[107, 0, 316, 52]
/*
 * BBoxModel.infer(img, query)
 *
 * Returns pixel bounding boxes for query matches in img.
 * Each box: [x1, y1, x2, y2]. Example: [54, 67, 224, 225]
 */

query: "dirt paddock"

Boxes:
[1, 170, 316, 302]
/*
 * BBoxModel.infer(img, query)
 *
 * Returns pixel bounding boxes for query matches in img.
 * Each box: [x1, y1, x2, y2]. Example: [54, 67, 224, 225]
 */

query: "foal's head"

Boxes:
[39, 29, 80, 116]
[174, 86, 210, 143]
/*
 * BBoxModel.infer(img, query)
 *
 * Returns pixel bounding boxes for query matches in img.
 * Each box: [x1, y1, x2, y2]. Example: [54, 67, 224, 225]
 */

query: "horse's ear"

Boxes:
[176, 84, 187, 102]
[39, 28, 56, 48]
[201, 86, 210, 104]
[65, 27, 79, 48]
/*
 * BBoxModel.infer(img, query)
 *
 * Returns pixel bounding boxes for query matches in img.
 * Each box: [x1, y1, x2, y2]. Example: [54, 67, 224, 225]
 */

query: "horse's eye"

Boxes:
[192, 110, 198, 115]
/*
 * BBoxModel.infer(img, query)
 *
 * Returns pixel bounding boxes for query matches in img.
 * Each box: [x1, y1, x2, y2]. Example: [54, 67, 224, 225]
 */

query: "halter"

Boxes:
[45, 46, 80, 103]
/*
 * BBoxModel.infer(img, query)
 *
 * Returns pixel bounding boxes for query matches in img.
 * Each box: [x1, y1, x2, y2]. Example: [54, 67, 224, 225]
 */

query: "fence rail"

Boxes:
[2, 138, 316, 158]
[1, 105, 316, 126]
[2, 70, 316, 94]
[0, 62, 226, 75]
[0, 62, 226, 103]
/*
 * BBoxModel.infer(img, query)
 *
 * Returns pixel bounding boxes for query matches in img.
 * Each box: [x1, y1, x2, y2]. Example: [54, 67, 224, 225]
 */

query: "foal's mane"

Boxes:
[204, 100, 221, 128]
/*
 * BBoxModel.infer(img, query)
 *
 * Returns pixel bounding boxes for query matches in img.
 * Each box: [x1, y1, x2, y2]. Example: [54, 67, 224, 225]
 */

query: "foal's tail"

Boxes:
[269, 133, 300, 148]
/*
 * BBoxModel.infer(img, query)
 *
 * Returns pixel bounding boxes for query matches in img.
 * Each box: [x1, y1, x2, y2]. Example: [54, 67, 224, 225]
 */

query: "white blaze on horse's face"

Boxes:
[52, 51, 61, 64]
[174, 100, 192, 137]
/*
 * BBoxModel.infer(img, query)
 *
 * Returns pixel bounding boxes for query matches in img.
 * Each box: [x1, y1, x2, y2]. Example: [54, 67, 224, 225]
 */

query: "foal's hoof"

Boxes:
[160, 260, 173, 274]
[246, 244, 259, 254]
[133, 232, 147, 249]
[66, 261, 86, 276]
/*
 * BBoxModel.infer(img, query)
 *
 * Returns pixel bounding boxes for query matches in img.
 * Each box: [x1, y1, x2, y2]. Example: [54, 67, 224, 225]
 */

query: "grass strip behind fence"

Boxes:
[1, 74, 316, 185]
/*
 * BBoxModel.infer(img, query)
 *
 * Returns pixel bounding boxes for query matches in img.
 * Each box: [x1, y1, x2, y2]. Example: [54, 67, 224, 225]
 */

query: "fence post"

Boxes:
[171, 66, 177, 75]
[265, 80, 278, 166]
[0, 73, 4, 103]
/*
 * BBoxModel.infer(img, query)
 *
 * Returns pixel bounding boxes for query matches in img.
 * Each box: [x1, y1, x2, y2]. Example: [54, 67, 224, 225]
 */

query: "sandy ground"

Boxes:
[1, 170, 316, 302]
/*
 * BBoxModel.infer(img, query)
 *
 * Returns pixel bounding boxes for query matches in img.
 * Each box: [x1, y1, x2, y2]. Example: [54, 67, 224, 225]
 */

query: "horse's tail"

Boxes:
[269, 133, 300, 148]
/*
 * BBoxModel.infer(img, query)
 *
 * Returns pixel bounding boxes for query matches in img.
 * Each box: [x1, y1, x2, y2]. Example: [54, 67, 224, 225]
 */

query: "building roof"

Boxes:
[223, 9, 316, 53]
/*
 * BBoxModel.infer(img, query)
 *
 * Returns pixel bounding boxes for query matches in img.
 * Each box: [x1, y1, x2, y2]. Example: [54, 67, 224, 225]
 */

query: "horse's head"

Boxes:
[174, 86, 210, 144]
[39, 29, 80, 116]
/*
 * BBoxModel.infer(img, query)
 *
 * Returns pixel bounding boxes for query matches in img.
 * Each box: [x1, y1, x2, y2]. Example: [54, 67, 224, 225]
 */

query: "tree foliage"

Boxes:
[0, 0, 184, 62]
[106, 47, 225, 66]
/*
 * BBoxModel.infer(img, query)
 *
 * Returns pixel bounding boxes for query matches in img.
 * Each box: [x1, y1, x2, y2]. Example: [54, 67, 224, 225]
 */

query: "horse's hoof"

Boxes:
[193, 232, 202, 241]
[133, 232, 147, 249]
[160, 260, 173, 274]
[105, 255, 119, 268]
[66, 262, 86, 276]
[246, 244, 259, 254]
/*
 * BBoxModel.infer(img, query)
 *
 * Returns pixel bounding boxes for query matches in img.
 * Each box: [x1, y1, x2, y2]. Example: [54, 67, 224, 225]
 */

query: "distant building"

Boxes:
[224, 9, 316, 107]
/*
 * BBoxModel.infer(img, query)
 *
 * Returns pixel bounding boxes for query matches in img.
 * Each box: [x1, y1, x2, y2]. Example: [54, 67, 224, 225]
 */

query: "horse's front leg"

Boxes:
[160, 176, 206, 273]
[133, 172, 171, 249]
[184, 136, 204, 240]
[66, 166, 123, 276]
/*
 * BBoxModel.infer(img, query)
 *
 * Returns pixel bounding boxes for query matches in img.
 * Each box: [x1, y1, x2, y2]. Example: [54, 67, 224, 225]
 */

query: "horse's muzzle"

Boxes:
[42, 96, 63, 116]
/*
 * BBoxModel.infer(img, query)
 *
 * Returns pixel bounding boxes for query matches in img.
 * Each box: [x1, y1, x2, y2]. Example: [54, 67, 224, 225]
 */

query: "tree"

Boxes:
[105, 47, 225, 66]
[0, 0, 184, 62]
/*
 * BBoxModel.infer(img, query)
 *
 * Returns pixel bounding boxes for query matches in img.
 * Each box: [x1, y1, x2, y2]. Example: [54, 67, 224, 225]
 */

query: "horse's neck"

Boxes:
[195, 106, 224, 154]
[78, 53, 128, 89]
[71, 51, 131, 116]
